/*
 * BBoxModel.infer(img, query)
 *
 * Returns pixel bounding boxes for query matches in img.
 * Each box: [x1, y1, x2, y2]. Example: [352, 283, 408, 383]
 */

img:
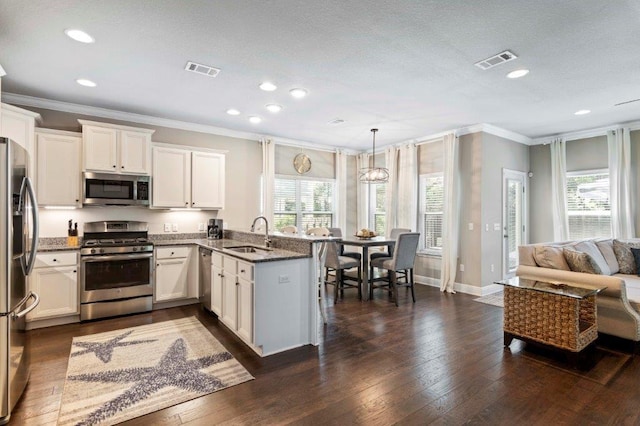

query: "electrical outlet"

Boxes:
[164, 223, 171, 232]
[494, 223, 501, 231]
[468, 223, 474, 231]
[490, 264, 495, 272]
[278, 274, 290, 283]
[198, 223, 205, 231]
[485, 224, 489, 231]
[459, 264, 465, 272]
[172, 223, 178, 232]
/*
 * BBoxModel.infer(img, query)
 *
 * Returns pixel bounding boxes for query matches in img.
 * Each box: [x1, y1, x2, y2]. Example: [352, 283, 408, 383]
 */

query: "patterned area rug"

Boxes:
[57, 317, 254, 425]
[473, 292, 504, 307]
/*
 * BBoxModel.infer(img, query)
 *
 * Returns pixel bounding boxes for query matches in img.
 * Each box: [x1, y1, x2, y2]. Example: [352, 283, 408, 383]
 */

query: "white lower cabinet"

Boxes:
[28, 252, 78, 321]
[209, 252, 313, 356]
[154, 246, 194, 302]
[218, 255, 254, 345]
[211, 252, 223, 316]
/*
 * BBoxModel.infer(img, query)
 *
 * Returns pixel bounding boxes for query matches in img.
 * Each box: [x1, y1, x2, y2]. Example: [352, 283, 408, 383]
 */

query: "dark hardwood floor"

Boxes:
[11, 285, 640, 425]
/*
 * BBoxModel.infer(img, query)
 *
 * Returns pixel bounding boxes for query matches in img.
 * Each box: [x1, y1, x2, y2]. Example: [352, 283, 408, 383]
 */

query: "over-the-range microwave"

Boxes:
[83, 172, 150, 206]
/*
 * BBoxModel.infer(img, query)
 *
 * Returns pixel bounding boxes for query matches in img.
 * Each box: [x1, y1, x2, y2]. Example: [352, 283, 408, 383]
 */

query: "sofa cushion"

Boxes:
[573, 240, 611, 275]
[596, 239, 620, 275]
[563, 247, 602, 274]
[533, 245, 570, 270]
[613, 240, 640, 274]
[631, 248, 640, 276]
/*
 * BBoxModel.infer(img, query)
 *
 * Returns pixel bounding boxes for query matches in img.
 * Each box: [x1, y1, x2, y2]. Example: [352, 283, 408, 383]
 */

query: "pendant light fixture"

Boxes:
[359, 128, 389, 184]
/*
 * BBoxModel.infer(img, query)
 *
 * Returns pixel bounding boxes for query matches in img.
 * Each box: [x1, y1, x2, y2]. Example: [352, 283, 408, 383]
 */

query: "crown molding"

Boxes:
[532, 119, 640, 144]
[411, 123, 532, 146]
[3, 92, 360, 153]
[2, 92, 268, 141]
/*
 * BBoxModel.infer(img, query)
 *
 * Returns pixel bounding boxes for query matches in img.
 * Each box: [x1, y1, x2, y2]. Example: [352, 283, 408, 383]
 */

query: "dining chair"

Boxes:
[370, 228, 411, 261]
[327, 227, 361, 260]
[369, 232, 420, 306]
[324, 241, 362, 302]
[306, 227, 331, 236]
[281, 225, 298, 234]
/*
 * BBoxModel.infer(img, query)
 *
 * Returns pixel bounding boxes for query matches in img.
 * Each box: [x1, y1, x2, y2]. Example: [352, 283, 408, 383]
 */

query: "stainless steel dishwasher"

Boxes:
[199, 247, 212, 311]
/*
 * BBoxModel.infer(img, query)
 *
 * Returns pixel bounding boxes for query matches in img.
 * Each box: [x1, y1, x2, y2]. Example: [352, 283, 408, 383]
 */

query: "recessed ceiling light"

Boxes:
[64, 29, 94, 43]
[506, 69, 529, 79]
[289, 88, 308, 99]
[574, 109, 591, 115]
[76, 78, 97, 87]
[226, 108, 241, 116]
[249, 116, 262, 124]
[265, 104, 282, 113]
[259, 82, 277, 91]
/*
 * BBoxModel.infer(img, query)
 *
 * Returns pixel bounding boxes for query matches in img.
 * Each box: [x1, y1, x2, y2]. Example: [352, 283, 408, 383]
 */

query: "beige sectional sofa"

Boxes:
[517, 239, 640, 342]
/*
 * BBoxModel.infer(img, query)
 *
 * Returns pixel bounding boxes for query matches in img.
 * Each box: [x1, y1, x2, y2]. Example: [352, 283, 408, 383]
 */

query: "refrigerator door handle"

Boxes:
[12, 291, 39, 319]
[20, 177, 39, 275]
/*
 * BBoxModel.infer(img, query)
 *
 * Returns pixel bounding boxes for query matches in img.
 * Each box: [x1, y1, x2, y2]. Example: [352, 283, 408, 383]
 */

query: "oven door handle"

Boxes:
[81, 252, 154, 262]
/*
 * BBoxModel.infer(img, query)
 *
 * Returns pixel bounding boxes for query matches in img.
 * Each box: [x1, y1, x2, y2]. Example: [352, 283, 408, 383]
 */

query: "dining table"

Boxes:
[337, 235, 397, 301]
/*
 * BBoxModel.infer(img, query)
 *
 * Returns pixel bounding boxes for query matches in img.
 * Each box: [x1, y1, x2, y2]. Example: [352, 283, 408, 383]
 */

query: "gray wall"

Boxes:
[528, 132, 640, 243]
[275, 145, 335, 179]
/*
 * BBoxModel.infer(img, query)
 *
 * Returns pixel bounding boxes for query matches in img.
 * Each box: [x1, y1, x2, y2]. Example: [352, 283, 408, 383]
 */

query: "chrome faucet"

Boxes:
[250, 216, 272, 248]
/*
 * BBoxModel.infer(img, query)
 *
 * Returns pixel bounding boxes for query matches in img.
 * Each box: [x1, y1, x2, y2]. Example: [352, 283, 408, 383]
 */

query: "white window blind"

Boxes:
[274, 178, 334, 231]
[370, 184, 386, 235]
[419, 173, 444, 251]
[566, 170, 611, 239]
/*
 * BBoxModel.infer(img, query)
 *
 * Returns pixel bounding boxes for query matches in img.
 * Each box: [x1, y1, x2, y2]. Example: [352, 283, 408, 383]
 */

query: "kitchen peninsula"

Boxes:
[35, 229, 330, 357]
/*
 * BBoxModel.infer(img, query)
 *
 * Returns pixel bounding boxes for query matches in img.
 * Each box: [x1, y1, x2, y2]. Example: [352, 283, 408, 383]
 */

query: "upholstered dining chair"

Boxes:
[324, 241, 362, 302]
[327, 227, 361, 260]
[281, 225, 298, 234]
[306, 227, 331, 236]
[369, 232, 420, 306]
[370, 228, 411, 262]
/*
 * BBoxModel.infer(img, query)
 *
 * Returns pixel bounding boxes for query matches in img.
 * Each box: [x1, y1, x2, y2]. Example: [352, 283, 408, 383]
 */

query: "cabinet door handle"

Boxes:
[171, 252, 175, 256]
[113, 165, 116, 168]
[52, 259, 57, 262]
[73, 270, 76, 273]
[185, 202, 188, 206]
[240, 269, 245, 273]
[156, 263, 160, 267]
[121, 166, 124, 169]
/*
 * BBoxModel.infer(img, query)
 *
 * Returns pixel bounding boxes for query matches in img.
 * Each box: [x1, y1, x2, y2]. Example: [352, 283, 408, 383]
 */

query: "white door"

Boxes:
[152, 147, 191, 208]
[36, 131, 82, 206]
[120, 130, 151, 174]
[191, 152, 225, 209]
[83, 126, 118, 172]
[502, 169, 527, 277]
[154, 258, 189, 302]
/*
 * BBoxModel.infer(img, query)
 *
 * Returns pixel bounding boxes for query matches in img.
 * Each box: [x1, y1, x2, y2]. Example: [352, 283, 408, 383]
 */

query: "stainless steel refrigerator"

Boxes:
[0, 137, 39, 424]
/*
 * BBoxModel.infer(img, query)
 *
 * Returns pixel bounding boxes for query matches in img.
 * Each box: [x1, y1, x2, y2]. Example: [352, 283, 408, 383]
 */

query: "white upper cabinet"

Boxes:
[1, 103, 41, 177]
[36, 129, 82, 207]
[152, 145, 225, 210]
[152, 146, 190, 208]
[80, 120, 153, 175]
[191, 152, 225, 209]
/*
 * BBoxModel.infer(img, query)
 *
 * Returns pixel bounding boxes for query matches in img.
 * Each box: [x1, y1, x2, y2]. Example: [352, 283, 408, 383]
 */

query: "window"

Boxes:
[419, 173, 444, 252]
[274, 177, 334, 231]
[370, 184, 386, 235]
[566, 170, 610, 239]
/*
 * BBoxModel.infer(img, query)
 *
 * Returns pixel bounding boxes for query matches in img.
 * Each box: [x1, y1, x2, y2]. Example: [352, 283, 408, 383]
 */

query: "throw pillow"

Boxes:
[631, 248, 640, 276]
[563, 247, 602, 275]
[573, 240, 611, 275]
[533, 245, 571, 270]
[613, 240, 640, 274]
[596, 239, 620, 275]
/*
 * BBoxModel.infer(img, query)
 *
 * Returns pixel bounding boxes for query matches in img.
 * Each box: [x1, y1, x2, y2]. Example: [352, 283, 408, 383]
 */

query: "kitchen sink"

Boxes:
[226, 245, 271, 253]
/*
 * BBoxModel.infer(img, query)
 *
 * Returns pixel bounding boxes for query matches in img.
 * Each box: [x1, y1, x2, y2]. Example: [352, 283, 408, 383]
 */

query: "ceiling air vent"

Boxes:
[474, 50, 518, 70]
[184, 61, 221, 77]
[327, 118, 345, 126]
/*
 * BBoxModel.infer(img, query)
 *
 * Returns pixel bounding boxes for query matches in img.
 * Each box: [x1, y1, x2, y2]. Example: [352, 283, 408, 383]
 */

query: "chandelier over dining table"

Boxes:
[359, 128, 390, 184]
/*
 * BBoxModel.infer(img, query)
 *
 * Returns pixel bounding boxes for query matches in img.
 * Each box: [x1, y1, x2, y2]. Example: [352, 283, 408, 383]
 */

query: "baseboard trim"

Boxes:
[414, 275, 503, 296]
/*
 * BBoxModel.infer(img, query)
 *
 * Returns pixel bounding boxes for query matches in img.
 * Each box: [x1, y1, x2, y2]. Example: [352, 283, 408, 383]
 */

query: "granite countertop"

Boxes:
[146, 238, 310, 263]
[38, 244, 81, 253]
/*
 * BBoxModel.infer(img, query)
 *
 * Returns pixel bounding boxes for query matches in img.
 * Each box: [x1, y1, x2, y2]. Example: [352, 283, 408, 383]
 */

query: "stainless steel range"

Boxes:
[80, 221, 153, 321]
